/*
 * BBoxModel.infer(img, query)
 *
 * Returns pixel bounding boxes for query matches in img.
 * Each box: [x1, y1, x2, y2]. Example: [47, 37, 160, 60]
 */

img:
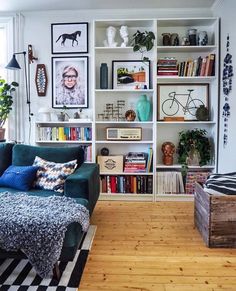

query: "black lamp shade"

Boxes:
[5, 54, 21, 70]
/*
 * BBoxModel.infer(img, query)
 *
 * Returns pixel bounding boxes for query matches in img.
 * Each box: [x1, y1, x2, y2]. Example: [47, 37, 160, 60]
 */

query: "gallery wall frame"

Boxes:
[52, 56, 89, 109]
[157, 83, 209, 121]
[112, 60, 150, 90]
[51, 22, 88, 54]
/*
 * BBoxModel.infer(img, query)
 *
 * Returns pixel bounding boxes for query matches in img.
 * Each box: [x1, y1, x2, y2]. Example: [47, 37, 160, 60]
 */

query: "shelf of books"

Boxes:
[97, 148, 154, 201]
[155, 169, 211, 201]
[35, 121, 93, 162]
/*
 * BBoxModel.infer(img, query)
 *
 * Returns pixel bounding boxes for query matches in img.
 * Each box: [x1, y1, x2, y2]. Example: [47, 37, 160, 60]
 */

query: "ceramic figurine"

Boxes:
[103, 26, 117, 47]
[120, 26, 129, 47]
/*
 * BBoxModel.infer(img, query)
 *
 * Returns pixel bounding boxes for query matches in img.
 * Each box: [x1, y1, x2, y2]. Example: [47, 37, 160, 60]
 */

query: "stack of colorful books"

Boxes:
[157, 57, 178, 76]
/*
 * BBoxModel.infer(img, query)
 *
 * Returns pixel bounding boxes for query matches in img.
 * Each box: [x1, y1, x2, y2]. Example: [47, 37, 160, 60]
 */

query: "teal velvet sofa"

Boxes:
[0, 143, 100, 263]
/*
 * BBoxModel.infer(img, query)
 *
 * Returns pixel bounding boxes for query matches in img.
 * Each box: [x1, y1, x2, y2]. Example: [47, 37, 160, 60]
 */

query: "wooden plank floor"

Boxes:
[79, 201, 236, 291]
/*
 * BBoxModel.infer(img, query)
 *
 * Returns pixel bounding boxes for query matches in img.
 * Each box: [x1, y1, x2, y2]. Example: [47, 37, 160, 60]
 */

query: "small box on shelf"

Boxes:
[97, 155, 123, 173]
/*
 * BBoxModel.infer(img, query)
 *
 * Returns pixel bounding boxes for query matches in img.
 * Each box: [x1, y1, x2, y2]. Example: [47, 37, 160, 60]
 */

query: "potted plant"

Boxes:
[177, 128, 211, 167]
[131, 30, 155, 61]
[0, 77, 19, 140]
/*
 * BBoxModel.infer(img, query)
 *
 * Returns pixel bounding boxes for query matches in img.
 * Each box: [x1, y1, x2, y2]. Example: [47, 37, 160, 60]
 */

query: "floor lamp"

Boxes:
[6, 45, 37, 143]
[5, 44, 38, 122]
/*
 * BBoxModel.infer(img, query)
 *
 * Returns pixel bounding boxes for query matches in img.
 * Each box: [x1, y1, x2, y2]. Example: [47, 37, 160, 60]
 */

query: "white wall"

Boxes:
[213, 0, 236, 172]
[20, 8, 214, 143]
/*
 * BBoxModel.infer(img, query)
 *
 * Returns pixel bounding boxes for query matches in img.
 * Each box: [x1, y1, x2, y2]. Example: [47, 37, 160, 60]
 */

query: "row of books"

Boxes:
[178, 54, 215, 77]
[37, 127, 92, 141]
[100, 175, 153, 194]
[156, 171, 210, 194]
[81, 145, 92, 162]
[157, 54, 215, 77]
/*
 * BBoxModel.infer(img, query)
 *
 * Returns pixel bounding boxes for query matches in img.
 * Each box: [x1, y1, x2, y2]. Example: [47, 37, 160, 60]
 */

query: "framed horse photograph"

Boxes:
[51, 22, 88, 54]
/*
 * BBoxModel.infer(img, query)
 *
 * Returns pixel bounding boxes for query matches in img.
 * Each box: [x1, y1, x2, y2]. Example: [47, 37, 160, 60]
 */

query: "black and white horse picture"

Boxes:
[56, 31, 81, 46]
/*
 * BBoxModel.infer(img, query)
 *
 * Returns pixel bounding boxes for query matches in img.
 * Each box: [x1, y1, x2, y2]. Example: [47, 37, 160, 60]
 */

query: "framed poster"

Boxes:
[157, 83, 209, 121]
[51, 22, 88, 54]
[52, 56, 88, 109]
[112, 60, 150, 90]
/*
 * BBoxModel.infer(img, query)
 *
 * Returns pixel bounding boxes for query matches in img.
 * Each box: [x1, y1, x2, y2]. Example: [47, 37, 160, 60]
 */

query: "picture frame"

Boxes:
[52, 56, 88, 109]
[157, 83, 209, 121]
[112, 60, 150, 90]
[51, 22, 88, 54]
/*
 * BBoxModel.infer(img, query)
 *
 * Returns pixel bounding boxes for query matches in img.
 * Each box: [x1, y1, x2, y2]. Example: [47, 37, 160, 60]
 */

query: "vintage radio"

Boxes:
[106, 127, 142, 141]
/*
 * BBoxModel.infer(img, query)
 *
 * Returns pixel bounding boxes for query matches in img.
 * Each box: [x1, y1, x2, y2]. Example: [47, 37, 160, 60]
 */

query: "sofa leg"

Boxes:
[53, 262, 61, 281]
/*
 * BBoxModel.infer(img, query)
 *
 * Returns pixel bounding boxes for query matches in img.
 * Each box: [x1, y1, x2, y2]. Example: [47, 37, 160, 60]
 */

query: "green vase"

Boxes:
[136, 94, 151, 121]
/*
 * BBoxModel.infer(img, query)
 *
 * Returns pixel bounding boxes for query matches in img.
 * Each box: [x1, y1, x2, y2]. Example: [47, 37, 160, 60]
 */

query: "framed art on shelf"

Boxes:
[52, 56, 88, 109]
[51, 22, 88, 54]
[157, 83, 209, 121]
[112, 60, 150, 90]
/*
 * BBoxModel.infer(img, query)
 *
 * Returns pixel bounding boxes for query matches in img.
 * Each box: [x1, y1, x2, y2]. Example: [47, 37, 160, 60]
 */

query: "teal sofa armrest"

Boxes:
[64, 163, 100, 215]
[0, 143, 14, 176]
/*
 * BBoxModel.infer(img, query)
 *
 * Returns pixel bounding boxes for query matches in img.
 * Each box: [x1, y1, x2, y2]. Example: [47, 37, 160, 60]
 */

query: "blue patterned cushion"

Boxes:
[33, 156, 77, 193]
[0, 165, 39, 191]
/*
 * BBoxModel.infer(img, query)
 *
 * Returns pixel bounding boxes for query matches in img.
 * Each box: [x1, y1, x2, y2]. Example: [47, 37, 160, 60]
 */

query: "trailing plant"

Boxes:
[177, 128, 211, 167]
[131, 30, 155, 61]
[0, 77, 19, 127]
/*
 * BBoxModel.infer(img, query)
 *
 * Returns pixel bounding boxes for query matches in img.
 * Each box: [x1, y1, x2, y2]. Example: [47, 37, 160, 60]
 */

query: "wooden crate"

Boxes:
[97, 155, 123, 173]
[194, 183, 236, 247]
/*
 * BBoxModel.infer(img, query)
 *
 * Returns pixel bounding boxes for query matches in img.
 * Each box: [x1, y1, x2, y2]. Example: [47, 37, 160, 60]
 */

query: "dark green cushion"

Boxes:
[0, 143, 14, 176]
[12, 144, 84, 168]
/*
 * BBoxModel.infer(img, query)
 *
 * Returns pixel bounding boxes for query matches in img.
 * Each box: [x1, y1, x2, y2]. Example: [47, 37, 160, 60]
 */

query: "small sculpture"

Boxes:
[125, 109, 136, 121]
[161, 142, 175, 165]
[101, 147, 109, 156]
[120, 26, 129, 47]
[104, 26, 117, 47]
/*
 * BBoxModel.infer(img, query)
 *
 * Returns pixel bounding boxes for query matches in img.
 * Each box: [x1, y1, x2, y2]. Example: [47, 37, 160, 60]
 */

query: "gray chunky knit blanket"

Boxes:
[0, 192, 89, 278]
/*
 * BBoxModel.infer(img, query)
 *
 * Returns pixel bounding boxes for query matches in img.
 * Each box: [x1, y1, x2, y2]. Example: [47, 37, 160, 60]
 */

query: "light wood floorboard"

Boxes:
[79, 201, 236, 291]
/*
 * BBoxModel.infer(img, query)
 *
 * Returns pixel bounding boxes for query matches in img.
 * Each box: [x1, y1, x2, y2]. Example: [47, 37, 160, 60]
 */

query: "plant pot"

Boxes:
[196, 105, 209, 121]
[0, 128, 5, 141]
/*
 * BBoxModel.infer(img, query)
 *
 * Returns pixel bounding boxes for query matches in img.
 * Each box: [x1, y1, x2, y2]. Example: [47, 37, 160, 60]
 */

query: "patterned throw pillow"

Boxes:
[33, 156, 77, 193]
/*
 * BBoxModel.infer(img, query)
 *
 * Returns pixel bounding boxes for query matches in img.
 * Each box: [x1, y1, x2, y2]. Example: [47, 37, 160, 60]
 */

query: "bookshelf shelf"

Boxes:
[100, 171, 152, 175]
[100, 193, 153, 201]
[157, 76, 216, 82]
[156, 45, 217, 53]
[95, 89, 154, 93]
[156, 164, 215, 169]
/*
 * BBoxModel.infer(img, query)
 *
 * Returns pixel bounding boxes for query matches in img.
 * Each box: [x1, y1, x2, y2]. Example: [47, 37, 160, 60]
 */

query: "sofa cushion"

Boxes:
[33, 156, 77, 193]
[0, 165, 39, 191]
[0, 143, 14, 176]
[12, 144, 84, 168]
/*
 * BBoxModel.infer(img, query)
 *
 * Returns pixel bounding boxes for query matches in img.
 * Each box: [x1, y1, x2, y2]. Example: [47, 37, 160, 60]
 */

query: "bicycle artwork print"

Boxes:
[157, 83, 209, 121]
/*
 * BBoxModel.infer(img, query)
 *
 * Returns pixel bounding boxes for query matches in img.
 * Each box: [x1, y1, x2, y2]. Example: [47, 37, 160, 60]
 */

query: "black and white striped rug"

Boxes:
[0, 225, 96, 290]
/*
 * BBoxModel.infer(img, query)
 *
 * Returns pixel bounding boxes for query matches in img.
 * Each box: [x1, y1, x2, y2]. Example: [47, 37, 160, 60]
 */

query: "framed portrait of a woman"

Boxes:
[52, 56, 88, 109]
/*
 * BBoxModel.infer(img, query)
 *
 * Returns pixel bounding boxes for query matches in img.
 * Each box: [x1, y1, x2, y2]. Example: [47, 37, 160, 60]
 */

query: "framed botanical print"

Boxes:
[52, 56, 88, 109]
[51, 22, 88, 54]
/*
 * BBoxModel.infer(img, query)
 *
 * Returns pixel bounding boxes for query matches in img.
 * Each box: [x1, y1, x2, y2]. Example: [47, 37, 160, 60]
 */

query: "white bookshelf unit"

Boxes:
[93, 17, 219, 201]
[35, 17, 219, 202]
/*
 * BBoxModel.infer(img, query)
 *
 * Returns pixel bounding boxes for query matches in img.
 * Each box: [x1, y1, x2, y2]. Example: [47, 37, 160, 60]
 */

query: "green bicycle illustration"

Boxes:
[162, 89, 204, 117]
